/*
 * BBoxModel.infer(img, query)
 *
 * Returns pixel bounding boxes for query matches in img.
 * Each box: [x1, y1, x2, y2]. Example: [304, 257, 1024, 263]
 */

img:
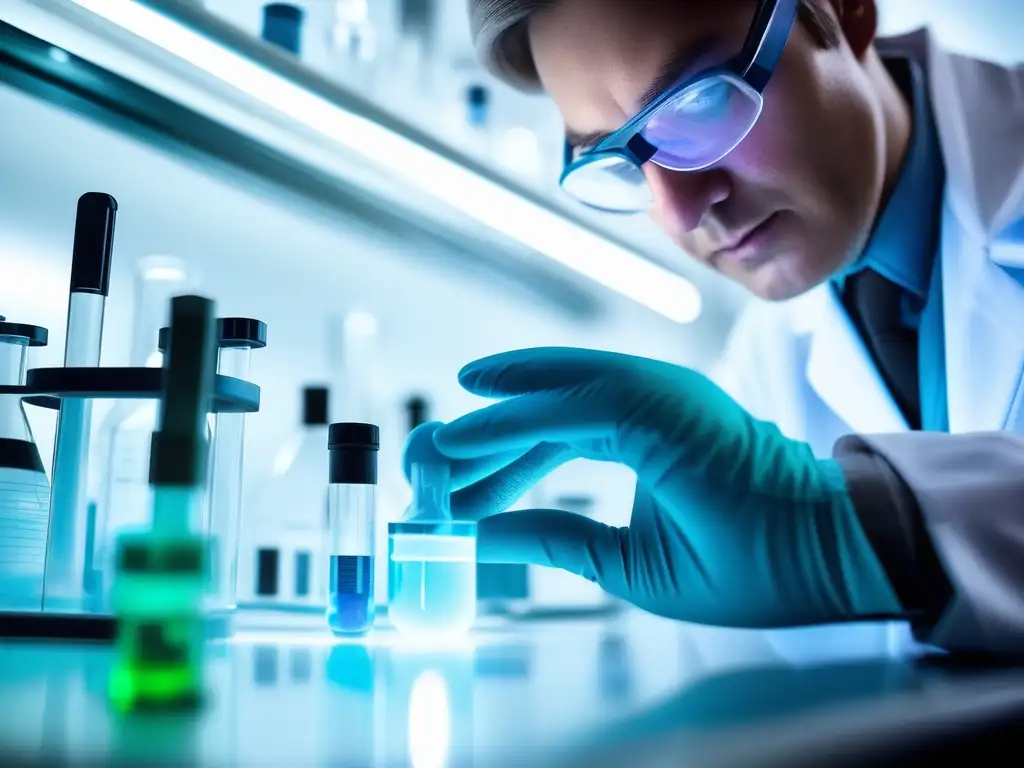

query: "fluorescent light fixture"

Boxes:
[69, 0, 702, 323]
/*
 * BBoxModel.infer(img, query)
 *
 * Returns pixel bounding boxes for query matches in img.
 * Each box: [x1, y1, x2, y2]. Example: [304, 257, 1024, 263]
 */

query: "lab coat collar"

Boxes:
[877, 28, 1024, 239]
[881, 30, 1024, 434]
[800, 30, 1024, 435]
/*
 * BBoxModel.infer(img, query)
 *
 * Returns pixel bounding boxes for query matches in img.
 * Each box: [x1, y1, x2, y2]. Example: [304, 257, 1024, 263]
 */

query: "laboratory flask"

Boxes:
[87, 256, 191, 611]
[326, 422, 378, 636]
[388, 462, 477, 638]
[0, 317, 49, 611]
[240, 385, 330, 608]
[203, 318, 266, 633]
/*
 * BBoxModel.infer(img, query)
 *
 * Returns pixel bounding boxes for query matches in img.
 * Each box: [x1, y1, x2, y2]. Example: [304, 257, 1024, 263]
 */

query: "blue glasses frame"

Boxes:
[559, 0, 797, 187]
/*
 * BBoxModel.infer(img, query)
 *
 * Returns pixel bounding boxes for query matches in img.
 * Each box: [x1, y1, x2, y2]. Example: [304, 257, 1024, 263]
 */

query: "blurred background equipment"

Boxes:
[260, 3, 304, 56]
[240, 385, 331, 611]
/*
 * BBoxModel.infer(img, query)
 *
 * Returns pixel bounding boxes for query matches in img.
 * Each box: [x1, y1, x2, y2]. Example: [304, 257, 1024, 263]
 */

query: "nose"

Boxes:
[645, 165, 730, 235]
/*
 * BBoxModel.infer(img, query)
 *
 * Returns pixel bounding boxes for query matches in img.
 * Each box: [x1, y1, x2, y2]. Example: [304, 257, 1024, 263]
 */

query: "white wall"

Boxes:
[878, 0, 1024, 64]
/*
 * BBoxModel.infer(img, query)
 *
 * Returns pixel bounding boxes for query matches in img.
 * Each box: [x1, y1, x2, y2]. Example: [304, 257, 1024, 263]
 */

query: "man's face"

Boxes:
[530, 0, 887, 301]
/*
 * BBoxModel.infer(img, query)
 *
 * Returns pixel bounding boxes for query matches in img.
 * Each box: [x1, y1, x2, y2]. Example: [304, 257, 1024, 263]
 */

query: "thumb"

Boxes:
[476, 510, 631, 597]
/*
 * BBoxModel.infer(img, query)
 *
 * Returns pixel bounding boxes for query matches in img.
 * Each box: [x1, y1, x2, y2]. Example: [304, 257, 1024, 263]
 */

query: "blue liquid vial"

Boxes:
[387, 461, 477, 638]
[324, 423, 378, 637]
[327, 554, 373, 635]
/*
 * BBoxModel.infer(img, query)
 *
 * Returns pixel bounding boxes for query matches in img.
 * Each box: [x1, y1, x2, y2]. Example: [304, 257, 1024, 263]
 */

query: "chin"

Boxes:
[741, 255, 825, 302]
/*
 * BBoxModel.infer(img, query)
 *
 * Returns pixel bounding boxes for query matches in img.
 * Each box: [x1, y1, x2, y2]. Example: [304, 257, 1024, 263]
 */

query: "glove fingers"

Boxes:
[459, 347, 653, 397]
[403, 421, 528, 491]
[477, 509, 631, 597]
[434, 393, 618, 459]
[449, 442, 575, 520]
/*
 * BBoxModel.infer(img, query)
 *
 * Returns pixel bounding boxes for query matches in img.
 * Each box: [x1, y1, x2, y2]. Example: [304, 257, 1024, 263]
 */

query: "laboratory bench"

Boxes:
[1, 609, 1023, 767]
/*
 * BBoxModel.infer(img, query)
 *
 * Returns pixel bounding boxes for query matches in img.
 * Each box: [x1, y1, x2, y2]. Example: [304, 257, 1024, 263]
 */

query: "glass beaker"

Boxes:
[387, 462, 477, 638]
[87, 256, 190, 611]
[0, 317, 50, 612]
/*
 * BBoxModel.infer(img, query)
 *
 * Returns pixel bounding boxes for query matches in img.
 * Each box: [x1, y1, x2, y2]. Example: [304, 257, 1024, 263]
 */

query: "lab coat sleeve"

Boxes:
[834, 431, 1024, 657]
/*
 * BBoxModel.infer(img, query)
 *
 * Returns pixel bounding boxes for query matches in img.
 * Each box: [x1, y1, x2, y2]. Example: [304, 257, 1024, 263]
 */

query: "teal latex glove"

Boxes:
[404, 348, 901, 628]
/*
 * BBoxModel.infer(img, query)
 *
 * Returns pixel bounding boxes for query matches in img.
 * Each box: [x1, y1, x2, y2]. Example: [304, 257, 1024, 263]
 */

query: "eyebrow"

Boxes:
[565, 36, 720, 150]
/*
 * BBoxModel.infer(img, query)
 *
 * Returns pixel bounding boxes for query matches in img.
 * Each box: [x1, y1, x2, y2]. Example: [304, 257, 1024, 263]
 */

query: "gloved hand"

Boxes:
[403, 347, 901, 628]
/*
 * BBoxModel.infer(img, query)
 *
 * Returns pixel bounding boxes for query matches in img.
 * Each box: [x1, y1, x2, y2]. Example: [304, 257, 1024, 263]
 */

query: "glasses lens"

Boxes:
[561, 154, 652, 213]
[641, 72, 762, 171]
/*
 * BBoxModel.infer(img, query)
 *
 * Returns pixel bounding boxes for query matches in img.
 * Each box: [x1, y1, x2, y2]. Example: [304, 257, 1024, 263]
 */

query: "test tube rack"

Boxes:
[0, 364, 260, 642]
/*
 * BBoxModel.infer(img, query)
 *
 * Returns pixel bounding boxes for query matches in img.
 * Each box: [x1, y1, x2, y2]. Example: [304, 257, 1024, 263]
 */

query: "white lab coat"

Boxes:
[712, 28, 1024, 656]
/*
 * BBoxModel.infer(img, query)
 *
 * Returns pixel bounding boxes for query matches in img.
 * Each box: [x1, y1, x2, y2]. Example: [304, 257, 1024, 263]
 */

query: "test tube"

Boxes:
[109, 294, 217, 713]
[204, 318, 267, 632]
[44, 192, 116, 612]
[325, 422, 378, 637]
[387, 462, 477, 638]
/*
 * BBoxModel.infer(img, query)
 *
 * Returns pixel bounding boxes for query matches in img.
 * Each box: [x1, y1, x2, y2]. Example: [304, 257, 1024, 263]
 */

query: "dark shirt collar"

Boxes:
[832, 58, 944, 303]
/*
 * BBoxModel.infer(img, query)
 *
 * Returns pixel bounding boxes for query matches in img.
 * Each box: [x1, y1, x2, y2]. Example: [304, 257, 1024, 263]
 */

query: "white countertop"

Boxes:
[0, 609, 917, 766]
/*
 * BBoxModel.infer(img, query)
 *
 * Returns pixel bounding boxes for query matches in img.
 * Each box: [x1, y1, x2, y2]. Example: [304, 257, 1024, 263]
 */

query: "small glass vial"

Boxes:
[388, 462, 477, 638]
[325, 422, 378, 636]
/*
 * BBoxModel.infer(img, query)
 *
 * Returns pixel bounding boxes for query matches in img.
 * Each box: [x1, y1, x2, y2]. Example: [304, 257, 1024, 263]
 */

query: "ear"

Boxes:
[837, 0, 877, 58]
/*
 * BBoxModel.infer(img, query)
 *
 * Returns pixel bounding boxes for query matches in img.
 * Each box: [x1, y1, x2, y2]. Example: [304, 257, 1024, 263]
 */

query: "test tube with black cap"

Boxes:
[205, 318, 267, 632]
[109, 294, 217, 712]
[325, 422, 378, 636]
[44, 192, 116, 612]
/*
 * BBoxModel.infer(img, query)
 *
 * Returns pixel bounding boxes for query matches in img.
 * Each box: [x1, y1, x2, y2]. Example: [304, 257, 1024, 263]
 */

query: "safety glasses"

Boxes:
[559, 0, 797, 213]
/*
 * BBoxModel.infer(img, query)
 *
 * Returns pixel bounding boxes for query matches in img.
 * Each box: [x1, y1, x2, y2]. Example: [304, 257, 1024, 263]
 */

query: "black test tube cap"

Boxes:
[70, 193, 116, 296]
[303, 386, 329, 426]
[219, 318, 267, 349]
[149, 295, 218, 486]
[158, 317, 267, 353]
[328, 423, 378, 485]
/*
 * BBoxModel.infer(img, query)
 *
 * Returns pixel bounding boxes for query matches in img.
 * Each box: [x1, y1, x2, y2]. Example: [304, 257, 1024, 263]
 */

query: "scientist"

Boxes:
[404, 0, 1024, 656]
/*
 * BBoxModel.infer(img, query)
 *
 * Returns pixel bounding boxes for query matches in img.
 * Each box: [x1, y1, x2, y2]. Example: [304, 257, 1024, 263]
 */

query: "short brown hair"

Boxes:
[471, 0, 841, 91]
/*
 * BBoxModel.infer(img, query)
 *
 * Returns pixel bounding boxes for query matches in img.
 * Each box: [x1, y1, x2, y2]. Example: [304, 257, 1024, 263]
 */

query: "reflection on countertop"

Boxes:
[0, 610, 936, 766]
